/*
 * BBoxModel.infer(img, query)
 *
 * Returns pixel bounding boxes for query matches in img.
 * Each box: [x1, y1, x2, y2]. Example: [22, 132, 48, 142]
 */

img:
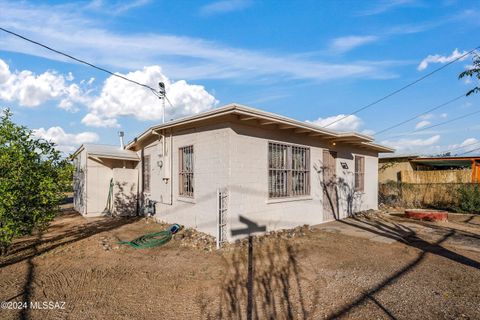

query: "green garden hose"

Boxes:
[104, 178, 114, 214]
[118, 224, 181, 249]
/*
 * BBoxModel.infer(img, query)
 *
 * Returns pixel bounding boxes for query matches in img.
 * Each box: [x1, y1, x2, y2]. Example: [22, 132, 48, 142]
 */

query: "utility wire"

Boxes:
[383, 109, 480, 140]
[0, 26, 173, 106]
[323, 46, 479, 128]
[374, 93, 466, 136]
[438, 140, 480, 155]
[458, 146, 480, 156]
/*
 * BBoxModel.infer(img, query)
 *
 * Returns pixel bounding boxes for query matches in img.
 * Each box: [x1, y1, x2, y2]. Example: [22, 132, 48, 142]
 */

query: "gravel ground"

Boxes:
[0, 209, 479, 320]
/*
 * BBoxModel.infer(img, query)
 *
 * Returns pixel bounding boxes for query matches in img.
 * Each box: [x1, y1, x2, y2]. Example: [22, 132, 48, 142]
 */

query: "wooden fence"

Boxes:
[400, 169, 472, 183]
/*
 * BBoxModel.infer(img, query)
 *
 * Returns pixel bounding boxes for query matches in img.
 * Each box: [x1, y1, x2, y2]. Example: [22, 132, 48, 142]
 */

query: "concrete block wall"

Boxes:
[143, 120, 380, 241]
[150, 124, 231, 237]
[226, 122, 380, 240]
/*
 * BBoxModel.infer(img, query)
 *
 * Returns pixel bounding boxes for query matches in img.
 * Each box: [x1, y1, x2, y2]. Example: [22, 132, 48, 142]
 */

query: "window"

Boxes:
[354, 155, 365, 192]
[179, 145, 194, 197]
[143, 155, 151, 193]
[268, 142, 310, 198]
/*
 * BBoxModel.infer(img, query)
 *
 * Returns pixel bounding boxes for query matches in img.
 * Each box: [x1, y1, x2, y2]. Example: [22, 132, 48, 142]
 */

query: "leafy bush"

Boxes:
[457, 184, 480, 214]
[0, 109, 71, 254]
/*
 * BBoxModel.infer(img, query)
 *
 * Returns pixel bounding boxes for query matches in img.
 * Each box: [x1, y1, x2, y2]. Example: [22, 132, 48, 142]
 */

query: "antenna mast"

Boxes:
[158, 82, 166, 124]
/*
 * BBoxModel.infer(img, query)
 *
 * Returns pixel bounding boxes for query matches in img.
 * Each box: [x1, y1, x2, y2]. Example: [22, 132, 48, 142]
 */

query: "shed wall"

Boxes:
[86, 157, 113, 216]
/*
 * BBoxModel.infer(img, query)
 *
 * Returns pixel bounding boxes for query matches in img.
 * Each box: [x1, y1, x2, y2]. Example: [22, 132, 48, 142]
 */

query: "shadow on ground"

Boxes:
[323, 213, 480, 319]
[0, 209, 141, 269]
[198, 238, 320, 320]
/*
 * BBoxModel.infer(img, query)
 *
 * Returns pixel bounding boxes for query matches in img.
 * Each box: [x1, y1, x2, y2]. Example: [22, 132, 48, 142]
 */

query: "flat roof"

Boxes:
[411, 156, 480, 167]
[72, 144, 140, 161]
[379, 154, 419, 160]
[126, 103, 394, 153]
[412, 156, 480, 161]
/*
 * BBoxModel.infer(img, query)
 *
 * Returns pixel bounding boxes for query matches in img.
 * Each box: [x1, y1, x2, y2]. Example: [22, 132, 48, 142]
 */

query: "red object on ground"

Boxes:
[405, 209, 448, 222]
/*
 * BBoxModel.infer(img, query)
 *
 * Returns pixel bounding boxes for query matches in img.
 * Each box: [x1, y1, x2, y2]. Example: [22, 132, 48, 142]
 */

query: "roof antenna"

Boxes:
[118, 131, 125, 149]
[159, 82, 166, 124]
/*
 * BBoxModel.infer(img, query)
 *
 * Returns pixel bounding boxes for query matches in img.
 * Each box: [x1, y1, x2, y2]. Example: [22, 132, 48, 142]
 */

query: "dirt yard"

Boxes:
[0, 208, 479, 320]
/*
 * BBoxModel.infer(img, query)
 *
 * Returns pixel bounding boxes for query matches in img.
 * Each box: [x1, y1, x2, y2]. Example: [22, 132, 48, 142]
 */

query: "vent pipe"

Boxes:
[118, 131, 125, 149]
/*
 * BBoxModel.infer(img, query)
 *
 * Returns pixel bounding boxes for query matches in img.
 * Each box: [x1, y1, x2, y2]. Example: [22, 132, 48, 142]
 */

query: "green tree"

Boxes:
[459, 52, 480, 96]
[0, 109, 71, 254]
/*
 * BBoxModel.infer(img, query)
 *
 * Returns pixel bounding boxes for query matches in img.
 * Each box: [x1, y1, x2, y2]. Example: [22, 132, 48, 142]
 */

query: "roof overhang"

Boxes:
[71, 144, 140, 161]
[88, 153, 140, 161]
[125, 103, 395, 153]
[412, 157, 480, 167]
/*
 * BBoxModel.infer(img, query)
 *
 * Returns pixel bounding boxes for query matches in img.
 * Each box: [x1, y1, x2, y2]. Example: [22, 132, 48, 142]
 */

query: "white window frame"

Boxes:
[354, 155, 365, 192]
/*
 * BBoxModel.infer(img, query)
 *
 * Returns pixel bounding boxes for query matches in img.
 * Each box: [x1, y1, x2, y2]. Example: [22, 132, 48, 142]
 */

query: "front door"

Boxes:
[322, 150, 338, 221]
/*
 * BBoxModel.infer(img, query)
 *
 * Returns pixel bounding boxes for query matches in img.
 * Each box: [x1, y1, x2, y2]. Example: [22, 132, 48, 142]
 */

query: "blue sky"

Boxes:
[0, 0, 479, 155]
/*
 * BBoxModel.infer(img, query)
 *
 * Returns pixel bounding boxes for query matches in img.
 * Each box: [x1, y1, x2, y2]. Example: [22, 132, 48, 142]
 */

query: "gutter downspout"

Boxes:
[85, 151, 88, 215]
[153, 129, 173, 205]
[169, 130, 173, 205]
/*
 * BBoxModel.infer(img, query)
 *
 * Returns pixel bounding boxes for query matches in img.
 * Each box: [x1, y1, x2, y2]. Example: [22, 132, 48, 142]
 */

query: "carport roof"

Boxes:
[72, 144, 139, 161]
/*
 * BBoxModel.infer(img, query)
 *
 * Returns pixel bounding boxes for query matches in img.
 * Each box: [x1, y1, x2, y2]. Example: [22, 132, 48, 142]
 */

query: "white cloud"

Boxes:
[329, 35, 379, 53]
[200, 0, 252, 16]
[361, 129, 375, 136]
[87, 0, 151, 14]
[82, 66, 218, 127]
[33, 126, 99, 153]
[417, 48, 469, 71]
[440, 113, 448, 118]
[0, 59, 10, 83]
[381, 135, 441, 153]
[358, 0, 417, 16]
[415, 120, 431, 129]
[459, 138, 479, 153]
[307, 114, 362, 132]
[0, 1, 397, 81]
[0, 58, 83, 109]
[419, 113, 433, 120]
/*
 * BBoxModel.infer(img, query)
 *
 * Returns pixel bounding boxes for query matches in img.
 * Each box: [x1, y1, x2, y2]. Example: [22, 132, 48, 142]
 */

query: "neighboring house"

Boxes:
[72, 104, 393, 243]
[379, 154, 480, 183]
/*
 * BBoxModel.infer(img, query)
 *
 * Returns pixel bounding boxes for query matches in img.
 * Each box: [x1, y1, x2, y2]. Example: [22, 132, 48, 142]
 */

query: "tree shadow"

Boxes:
[200, 237, 320, 320]
[0, 210, 141, 269]
[19, 233, 39, 320]
[325, 213, 480, 319]
[326, 230, 456, 319]
[113, 181, 138, 216]
[340, 214, 480, 270]
[314, 161, 364, 221]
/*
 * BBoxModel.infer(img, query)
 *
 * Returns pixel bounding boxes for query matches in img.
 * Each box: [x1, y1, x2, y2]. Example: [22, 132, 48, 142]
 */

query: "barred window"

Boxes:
[268, 142, 310, 198]
[354, 155, 365, 192]
[143, 155, 151, 193]
[179, 145, 194, 197]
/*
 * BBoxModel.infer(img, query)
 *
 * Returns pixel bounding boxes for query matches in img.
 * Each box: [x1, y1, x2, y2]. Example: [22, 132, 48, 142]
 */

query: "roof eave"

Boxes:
[125, 103, 391, 153]
[88, 153, 140, 161]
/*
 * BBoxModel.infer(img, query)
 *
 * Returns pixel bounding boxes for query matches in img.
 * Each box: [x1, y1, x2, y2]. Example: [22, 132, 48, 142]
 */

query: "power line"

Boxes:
[438, 140, 480, 155]
[323, 46, 479, 129]
[0, 26, 173, 106]
[383, 109, 480, 140]
[458, 146, 480, 156]
[374, 93, 466, 136]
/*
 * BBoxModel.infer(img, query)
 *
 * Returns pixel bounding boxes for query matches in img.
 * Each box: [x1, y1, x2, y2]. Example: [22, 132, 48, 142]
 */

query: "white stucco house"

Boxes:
[72, 104, 393, 244]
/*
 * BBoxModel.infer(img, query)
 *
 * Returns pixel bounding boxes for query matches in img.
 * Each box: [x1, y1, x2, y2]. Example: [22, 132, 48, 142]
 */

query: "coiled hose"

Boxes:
[118, 224, 181, 249]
